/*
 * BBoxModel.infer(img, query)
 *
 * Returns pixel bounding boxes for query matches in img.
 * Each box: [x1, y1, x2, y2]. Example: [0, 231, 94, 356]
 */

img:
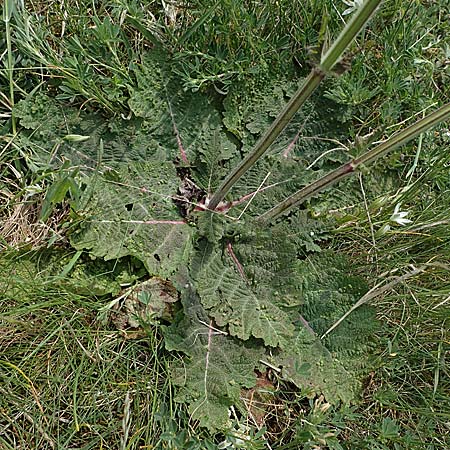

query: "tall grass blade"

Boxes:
[2, 0, 19, 134]
[178, 1, 221, 46]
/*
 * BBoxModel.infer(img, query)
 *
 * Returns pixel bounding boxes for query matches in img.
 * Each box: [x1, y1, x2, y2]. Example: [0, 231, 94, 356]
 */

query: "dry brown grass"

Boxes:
[0, 197, 69, 250]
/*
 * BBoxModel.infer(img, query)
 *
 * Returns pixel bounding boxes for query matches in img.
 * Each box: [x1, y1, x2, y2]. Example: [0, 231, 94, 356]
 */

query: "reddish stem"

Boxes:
[226, 242, 246, 280]
[282, 129, 302, 158]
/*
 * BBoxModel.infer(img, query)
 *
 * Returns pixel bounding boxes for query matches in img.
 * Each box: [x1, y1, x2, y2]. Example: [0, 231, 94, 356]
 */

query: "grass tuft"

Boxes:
[0, 256, 179, 449]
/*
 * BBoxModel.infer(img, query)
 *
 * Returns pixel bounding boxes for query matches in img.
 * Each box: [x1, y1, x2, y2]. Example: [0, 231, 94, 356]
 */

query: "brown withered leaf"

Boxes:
[242, 370, 276, 427]
[111, 278, 178, 331]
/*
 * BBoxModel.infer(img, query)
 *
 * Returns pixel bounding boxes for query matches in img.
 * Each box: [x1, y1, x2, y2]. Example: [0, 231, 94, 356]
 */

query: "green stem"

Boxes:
[207, 0, 382, 211]
[258, 102, 450, 223]
[320, 0, 380, 72]
[208, 70, 324, 210]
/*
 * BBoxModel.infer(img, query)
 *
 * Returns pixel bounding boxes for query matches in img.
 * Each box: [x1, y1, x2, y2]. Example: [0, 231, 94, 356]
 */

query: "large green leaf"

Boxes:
[223, 78, 350, 165]
[128, 52, 237, 184]
[218, 78, 354, 218]
[297, 252, 378, 370]
[70, 162, 193, 277]
[266, 251, 377, 403]
[13, 51, 238, 170]
[190, 240, 295, 348]
[164, 241, 377, 430]
[14, 93, 172, 167]
[163, 274, 263, 430]
[12, 51, 379, 432]
[271, 327, 359, 404]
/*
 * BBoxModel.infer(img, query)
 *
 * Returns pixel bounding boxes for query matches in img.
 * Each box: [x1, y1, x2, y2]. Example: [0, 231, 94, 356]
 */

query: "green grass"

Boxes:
[0, 252, 170, 449]
[333, 187, 450, 448]
[1, 0, 449, 448]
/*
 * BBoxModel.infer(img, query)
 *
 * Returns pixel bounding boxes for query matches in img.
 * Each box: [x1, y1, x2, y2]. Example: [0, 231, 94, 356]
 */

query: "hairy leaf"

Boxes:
[14, 93, 72, 138]
[298, 252, 377, 367]
[284, 211, 333, 253]
[163, 273, 263, 430]
[218, 78, 353, 218]
[14, 94, 172, 167]
[190, 223, 373, 402]
[15, 54, 380, 428]
[70, 162, 193, 277]
[128, 52, 168, 120]
[223, 155, 321, 219]
[271, 326, 359, 403]
[228, 223, 303, 307]
[223, 78, 350, 165]
[276, 251, 376, 400]
[128, 52, 237, 179]
[14, 57, 237, 170]
[190, 240, 295, 348]
[110, 278, 178, 329]
[164, 240, 376, 427]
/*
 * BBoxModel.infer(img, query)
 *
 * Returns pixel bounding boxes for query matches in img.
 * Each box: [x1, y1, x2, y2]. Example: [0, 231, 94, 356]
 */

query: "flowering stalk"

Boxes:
[207, 0, 382, 211]
[258, 102, 450, 223]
